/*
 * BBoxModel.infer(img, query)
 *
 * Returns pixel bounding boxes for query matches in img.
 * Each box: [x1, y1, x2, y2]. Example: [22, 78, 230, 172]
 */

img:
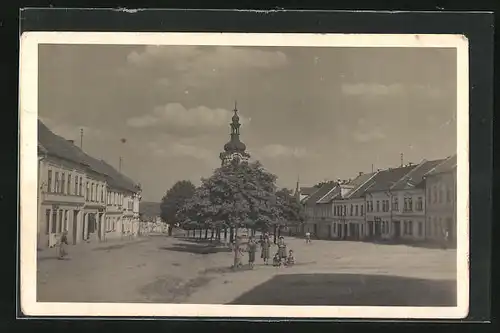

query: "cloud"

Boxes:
[126, 103, 251, 135]
[127, 45, 289, 71]
[256, 144, 312, 159]
[148, 141, 219, 166]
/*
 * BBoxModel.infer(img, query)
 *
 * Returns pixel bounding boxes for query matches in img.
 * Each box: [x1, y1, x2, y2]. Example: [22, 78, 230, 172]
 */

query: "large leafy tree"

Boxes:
[160, 180, 196, 236]
[177, 160, 303, 267]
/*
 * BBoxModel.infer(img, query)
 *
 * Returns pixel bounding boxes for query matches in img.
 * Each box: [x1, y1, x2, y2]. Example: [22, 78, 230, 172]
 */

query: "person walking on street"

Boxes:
[277, 236, 287, 264]
[260, 234, 271, 265]
[58, 231, 69, 260]
[247, 236, 258, 269]
[305, 231, 311, 244]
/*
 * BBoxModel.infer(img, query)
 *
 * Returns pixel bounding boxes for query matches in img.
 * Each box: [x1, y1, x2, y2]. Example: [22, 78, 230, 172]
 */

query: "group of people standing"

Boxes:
[233, 233, 295, 269]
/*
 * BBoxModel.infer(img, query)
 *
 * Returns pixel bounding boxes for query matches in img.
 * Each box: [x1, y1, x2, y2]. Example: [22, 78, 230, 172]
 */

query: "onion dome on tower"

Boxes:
[219, 101, 250, 166]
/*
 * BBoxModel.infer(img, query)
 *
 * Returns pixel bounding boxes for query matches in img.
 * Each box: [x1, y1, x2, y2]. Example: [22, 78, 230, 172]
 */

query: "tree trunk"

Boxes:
[204, 228, 208, 239]
[278, 226, 281, 238]
[168, 224, 173, 236]
[229, 227, 234, 243]
[224, 227, 228, 241]
[198, 228, 202, 239]
[273, 225, 277, 244]
[233, 227, 240, 268]
[210, 228, 214, 240]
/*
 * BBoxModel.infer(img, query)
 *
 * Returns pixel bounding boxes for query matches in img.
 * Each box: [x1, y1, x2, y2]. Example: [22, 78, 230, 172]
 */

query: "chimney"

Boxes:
[358, 171, 363, 176]
[67, 140, 74, 144]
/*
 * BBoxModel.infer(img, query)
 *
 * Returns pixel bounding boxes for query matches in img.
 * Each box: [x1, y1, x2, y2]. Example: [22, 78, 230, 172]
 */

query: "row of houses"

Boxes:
[297, 155, 457, 247]
[37, 120, 142, 248]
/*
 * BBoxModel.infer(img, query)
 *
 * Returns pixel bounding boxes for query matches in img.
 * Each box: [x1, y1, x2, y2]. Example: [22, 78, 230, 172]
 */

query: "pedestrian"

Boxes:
[277, 236, 287, 264]
[58, 230, 69, 260]
[286, 249, 295, 267]
[232, 236, 244, 269]
[247, 236, 257, 269]
[260, 234, 271, 265]
[443, 229, 449, 250]
[305, 231, 311, 244]
[272, 252, 282, 267]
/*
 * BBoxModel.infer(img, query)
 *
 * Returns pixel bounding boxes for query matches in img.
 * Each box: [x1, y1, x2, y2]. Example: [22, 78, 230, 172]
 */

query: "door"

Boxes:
[393, 221, 401, 240]
[72, 210, 78, 245]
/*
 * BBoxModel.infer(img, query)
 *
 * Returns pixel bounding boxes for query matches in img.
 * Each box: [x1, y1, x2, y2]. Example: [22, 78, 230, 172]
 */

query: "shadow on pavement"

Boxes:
[159, 242, 232, 255]
[230, 273, 456, 306]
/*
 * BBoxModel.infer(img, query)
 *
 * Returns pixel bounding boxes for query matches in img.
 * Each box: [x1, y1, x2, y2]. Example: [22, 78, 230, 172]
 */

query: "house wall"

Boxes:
[425, 171, 457, 247]
[332, 198, 365, 240]
[38, 155, 86, 248]
[365, 191, 392, 240]
[391, 188, 426, 241]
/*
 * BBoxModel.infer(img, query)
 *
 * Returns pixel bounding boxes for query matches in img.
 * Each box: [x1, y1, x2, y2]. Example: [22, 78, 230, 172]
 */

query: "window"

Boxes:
[416, 197, 423, 211]
[45, 209, 50, 235]
[64, 210, 68, 231]
[91, 183, 94, 201]
[446, 186, 452, 203]
[392, 197, 399, 211]
[54, 172, 60, 193]
[427, 187, 432, 203]
[418, 222, 423, 236]
[343, 205, 347, 216]
[438, 185, 443, 203]
[376, 200, 380, 212]
[47, 170, 52, 192]
[61, 173, 66, 194]
[408, 197, 413, 211]
[51, 210, 57, 233]
[101, 187, 105, 203]
[408, 220, 413, 235]
[58, 210, 63, 233]
[79, 177, 83, 196]
[350, 204, 353, 216]
[67, 174, 71, 194]
[355, 205, 359, 216]
[74, 176, 78, 195]
[361, 205, 364, 216]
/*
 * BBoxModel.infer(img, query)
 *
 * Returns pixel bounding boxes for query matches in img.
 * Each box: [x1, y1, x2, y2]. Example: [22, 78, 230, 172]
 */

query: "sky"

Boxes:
[38, 44, 457, 202]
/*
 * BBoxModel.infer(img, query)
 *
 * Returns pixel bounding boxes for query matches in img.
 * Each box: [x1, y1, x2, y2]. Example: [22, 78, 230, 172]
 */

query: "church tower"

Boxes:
[219, 101, 250, 166]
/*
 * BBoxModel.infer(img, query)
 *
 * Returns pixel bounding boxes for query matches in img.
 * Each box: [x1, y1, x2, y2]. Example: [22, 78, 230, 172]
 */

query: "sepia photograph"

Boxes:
[19, 32, 469, 318]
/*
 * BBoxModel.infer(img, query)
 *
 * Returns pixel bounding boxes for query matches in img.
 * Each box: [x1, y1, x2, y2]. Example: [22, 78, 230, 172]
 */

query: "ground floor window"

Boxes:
[45, 209, 50, 235]
[418, 222, 423, 236]
[58, 210, 63, 233]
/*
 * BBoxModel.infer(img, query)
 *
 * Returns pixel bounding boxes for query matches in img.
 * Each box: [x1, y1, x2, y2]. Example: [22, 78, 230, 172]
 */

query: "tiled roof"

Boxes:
[390, 159, 445, 191]
[316, 185, 341, 203]
[345, 172, 380, 199]
[425, 154, 457, 176]
[303, 182, 337, 206]
[38, 119, 139, 193]
[365, 165, 417, 193]
[38, 120, 91, 168]
[300, 187, 316, 195]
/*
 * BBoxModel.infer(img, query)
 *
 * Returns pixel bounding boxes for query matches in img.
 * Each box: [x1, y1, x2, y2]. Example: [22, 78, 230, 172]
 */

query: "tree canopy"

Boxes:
[176, 161, 304, 235]
[160, 180, 196, 235]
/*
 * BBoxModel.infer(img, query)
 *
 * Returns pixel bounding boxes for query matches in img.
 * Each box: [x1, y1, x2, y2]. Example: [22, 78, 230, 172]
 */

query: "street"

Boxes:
[37, 235, 457, 306]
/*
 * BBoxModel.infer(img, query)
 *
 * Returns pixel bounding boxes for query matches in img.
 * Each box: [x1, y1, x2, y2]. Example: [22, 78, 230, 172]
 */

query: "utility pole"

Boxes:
[371, 164, 374, 173]
[80, 128, 84, 149]
[400, 153, 404, 167]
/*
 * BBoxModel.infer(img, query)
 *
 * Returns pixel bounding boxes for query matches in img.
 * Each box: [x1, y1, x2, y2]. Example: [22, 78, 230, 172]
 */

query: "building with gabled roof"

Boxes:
[364, 165, 417, 240]
[422, 154, 457, 247]
[301, 181, 338, 238]
[389, 159, 445, 242]
[37, 119, 141, 249]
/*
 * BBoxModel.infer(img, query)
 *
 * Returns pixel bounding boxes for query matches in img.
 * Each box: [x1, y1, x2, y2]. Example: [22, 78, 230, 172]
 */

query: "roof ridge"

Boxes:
[389, 159, 427, 190]
[345, 171, 379, 199]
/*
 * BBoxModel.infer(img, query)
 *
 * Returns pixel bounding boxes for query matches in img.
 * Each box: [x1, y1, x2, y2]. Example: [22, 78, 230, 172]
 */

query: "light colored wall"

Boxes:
[425, 171, 456, 243]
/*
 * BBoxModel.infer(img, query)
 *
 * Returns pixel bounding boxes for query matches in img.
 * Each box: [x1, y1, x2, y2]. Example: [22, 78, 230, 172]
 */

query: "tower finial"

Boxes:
[234, 100, 238, 112]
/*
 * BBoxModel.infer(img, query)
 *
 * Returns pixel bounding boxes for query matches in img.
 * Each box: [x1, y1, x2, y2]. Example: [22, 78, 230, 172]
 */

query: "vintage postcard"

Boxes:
[19, 32, 469, 319]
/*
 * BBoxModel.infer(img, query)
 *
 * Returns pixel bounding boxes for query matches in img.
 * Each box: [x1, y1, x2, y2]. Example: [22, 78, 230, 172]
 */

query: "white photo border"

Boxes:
[19, 32, 469, 319]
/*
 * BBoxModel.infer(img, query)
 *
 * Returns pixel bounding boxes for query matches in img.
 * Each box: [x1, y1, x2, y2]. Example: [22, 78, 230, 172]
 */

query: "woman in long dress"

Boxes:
[260, 235, 271, 265]
[247, 237, 258, 268]
[277, 236, 287, 263]
[58, 231, 69, 259]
